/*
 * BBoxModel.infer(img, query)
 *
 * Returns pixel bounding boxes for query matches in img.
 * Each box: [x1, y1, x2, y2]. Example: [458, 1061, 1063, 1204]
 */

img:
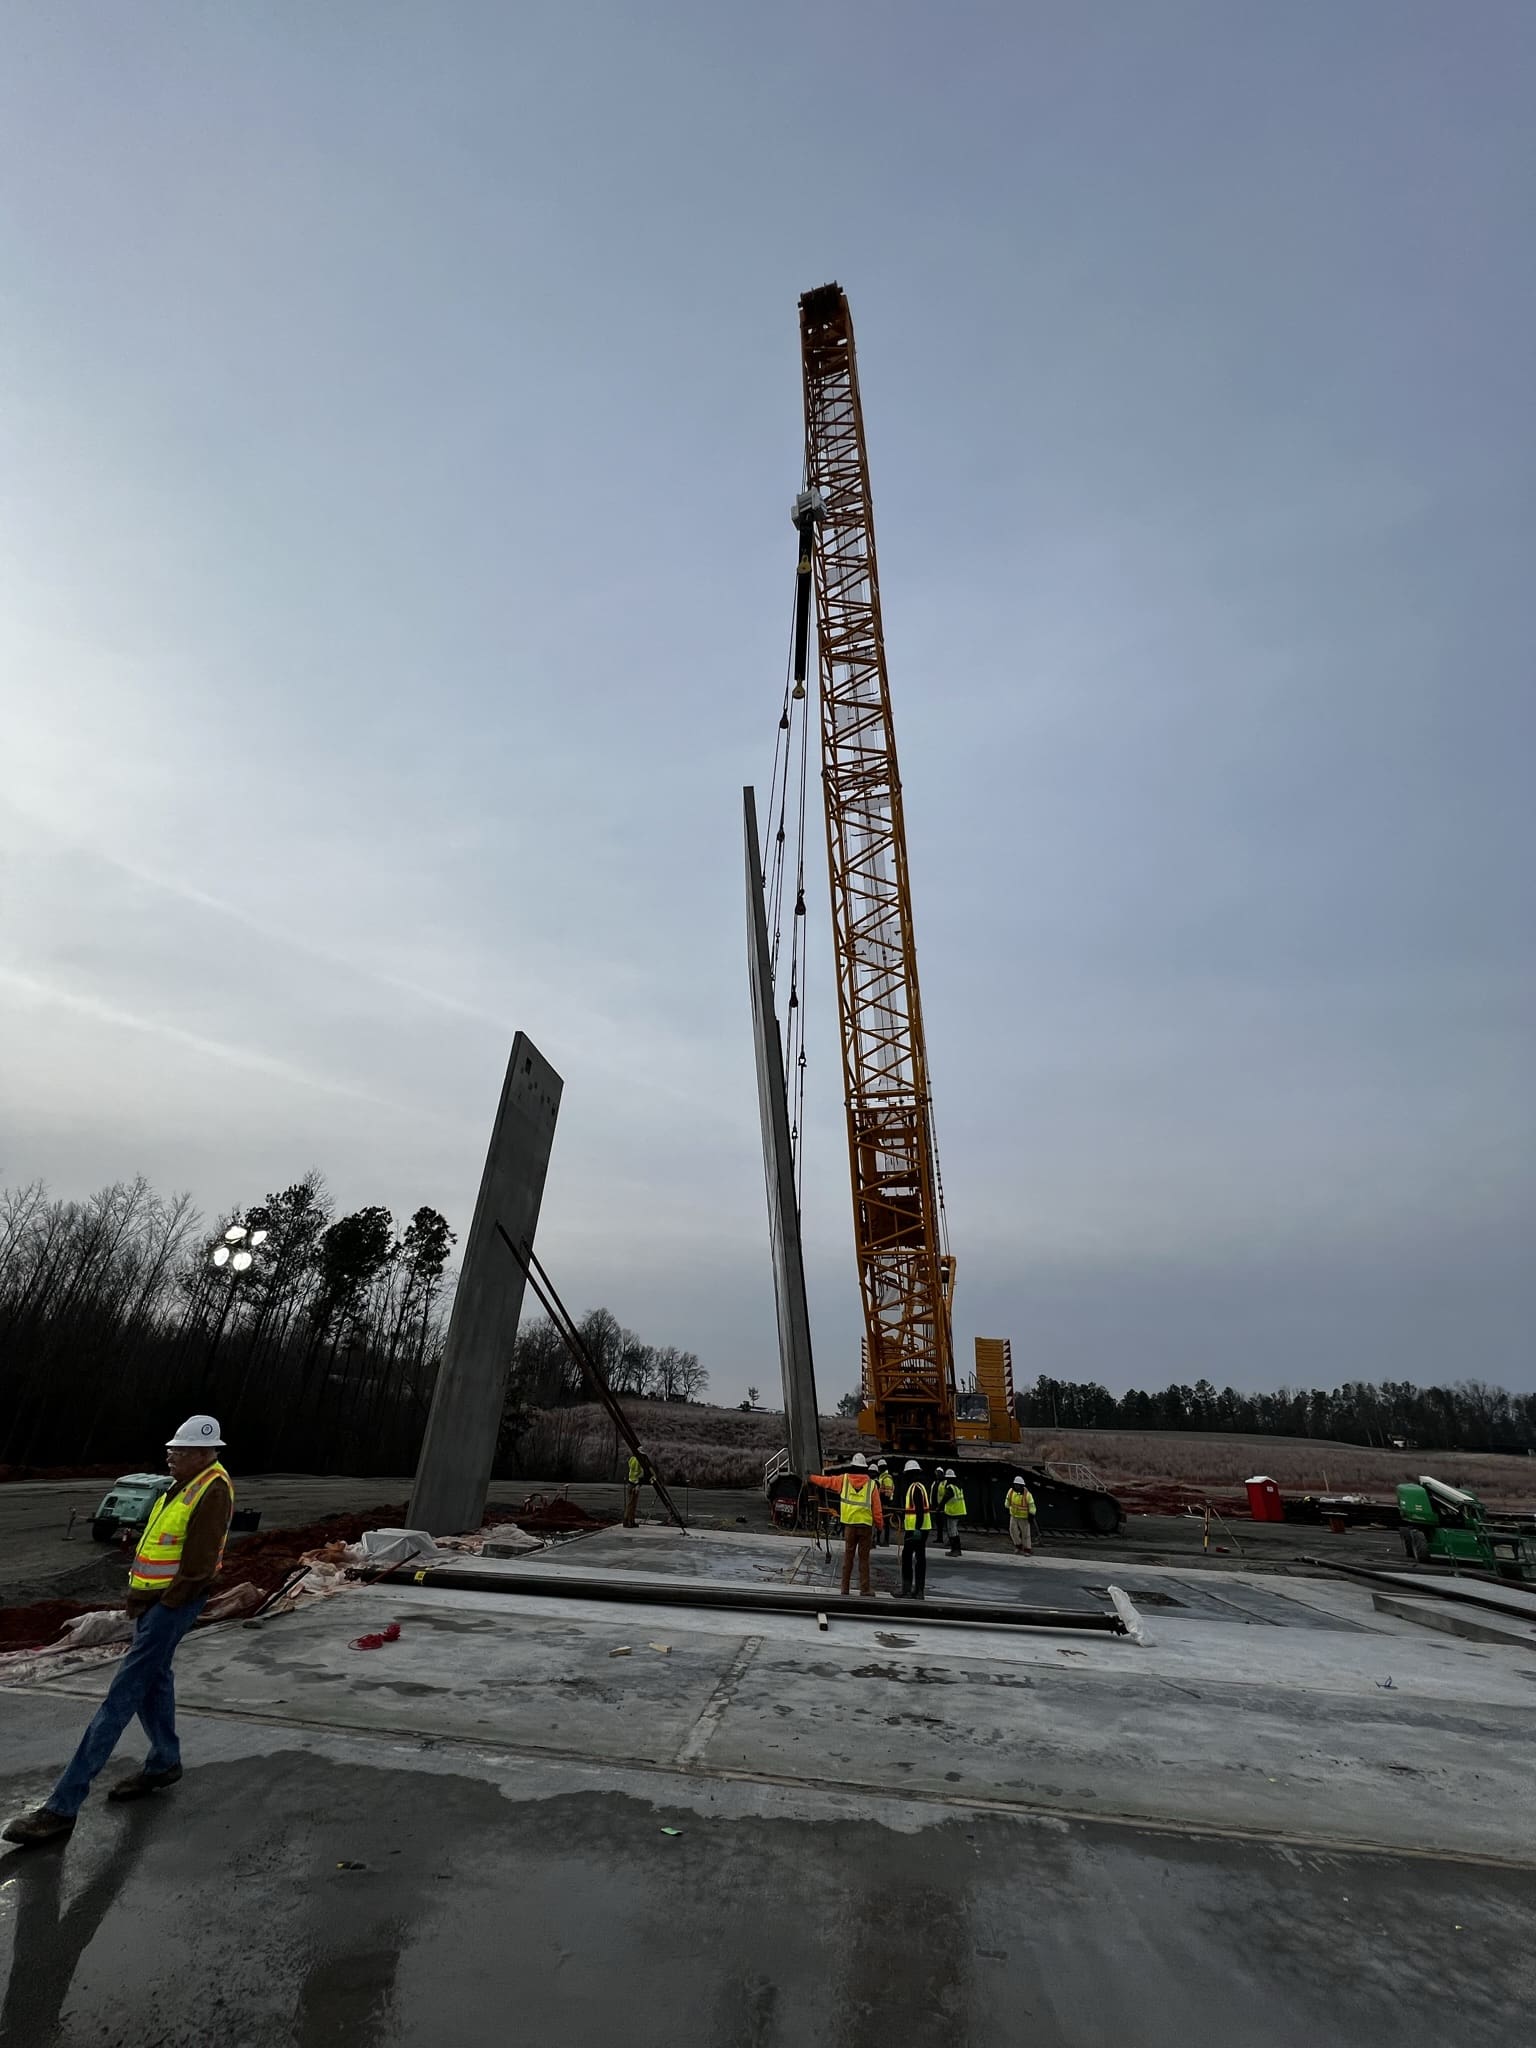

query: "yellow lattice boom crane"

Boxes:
[791, 282, 964, 1457]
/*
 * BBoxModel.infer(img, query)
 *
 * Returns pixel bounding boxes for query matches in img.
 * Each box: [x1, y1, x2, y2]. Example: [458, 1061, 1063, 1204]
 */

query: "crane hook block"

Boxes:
[791, 488, 824, 530]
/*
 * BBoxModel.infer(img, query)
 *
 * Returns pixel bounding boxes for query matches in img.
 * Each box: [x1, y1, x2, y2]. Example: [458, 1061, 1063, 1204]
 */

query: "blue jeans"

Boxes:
[47, 1596, 206, 1817]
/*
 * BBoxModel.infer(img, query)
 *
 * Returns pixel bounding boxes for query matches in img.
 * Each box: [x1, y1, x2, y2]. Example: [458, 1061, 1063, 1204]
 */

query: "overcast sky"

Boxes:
[2, 4, 1532, 1406]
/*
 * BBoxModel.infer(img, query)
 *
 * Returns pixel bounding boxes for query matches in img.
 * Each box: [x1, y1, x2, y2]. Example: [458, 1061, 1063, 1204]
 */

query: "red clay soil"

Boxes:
[0, 1495, 614, 1653]
[0, 1600, 107, 1651]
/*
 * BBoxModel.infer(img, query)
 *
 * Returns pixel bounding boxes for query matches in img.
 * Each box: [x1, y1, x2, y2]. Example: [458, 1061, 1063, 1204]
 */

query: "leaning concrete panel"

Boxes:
[409, 1034, 562, 1535]
[744, 787, 822, 1483]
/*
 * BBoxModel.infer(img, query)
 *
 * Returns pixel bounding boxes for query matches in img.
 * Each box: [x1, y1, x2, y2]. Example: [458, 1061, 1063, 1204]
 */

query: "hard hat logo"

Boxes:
[167, 1414, 225, 1450]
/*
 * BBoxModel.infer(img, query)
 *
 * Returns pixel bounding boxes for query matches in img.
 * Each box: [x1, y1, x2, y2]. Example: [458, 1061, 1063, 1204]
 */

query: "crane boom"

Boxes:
[798, 282, 957, 1454]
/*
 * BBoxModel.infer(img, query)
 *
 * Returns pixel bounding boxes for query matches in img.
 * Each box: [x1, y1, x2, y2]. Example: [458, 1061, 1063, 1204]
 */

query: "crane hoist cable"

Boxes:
[762, 508, 816, 1210]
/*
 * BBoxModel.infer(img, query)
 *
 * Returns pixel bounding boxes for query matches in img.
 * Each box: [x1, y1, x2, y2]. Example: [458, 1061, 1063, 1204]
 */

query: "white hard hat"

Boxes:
[1013, 1475, 1026, 1485]
[850, 1452, 868, 1468]
[167, 1414, 224, 1449]
[944, 1467, 956, 1478]
[903, 1459, 921, 1473]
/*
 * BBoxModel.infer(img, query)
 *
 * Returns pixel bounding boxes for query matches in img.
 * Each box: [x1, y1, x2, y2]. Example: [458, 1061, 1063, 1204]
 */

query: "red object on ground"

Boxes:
[350, 1622, 402, 1651]
[1245, 1476, 1286, 1523]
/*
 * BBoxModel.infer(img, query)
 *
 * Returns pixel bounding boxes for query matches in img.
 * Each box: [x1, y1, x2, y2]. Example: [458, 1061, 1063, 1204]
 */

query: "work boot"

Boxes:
[108, 1765, 183, 1802]
[2, 1808, 76, 1848]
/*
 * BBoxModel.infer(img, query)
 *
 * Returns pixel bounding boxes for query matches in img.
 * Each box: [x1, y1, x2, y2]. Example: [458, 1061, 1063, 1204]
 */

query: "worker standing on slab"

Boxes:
[623, 1446, 649, 1528]
[1005, 1475, 1038, 1555]
[808, 1453, 884, 1596]
[941, 1468, 967, 1556]
[3, 1416, 233, 1849]
[876, 1459, 895, 1546]
[899, 1460, 931, 1599]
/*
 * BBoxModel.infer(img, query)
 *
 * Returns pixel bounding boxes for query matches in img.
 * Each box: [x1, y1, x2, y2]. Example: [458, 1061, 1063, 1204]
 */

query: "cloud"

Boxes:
[0, 964, 396, 1108]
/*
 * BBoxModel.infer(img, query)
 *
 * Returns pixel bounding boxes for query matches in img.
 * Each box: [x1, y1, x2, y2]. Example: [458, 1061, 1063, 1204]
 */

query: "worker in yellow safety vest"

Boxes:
[1005, 1475, 1038, 1555]
[940, 1467, 967, 1556]
[808, 1452, 885, 1596]
[875, 1459, 895, 1546]
[623, 1446, 650, 1528]
[899, 1460, 932, 1599]
[4, 1414, 234, 1848]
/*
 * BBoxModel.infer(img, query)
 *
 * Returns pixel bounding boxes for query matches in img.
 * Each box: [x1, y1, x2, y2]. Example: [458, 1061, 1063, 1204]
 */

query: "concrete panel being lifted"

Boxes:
[409, 1034, 562, 1535]
[744, 787, 822, 1485]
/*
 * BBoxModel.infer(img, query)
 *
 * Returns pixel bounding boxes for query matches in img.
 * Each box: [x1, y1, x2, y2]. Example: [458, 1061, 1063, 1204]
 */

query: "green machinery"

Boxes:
[1397, 1475, 1536, 1581]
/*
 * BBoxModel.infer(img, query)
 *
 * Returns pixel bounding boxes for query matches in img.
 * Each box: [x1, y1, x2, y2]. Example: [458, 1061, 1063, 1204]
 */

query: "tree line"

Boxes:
[1015, 1374, 1536, 1452]
[0, 1175, 706, 1476]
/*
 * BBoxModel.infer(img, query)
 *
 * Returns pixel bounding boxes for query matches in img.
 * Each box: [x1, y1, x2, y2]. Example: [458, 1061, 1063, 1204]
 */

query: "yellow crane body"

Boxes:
[798, 283, 958, 1455]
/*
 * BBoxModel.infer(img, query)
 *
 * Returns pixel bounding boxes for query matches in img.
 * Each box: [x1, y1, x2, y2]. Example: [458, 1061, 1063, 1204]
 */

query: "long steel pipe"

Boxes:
[359, 1563, 1127, 1634]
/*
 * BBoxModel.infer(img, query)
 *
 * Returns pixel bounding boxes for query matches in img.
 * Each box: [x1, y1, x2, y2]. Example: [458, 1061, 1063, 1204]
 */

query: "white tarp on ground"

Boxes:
[0, 1522, 546, 1684]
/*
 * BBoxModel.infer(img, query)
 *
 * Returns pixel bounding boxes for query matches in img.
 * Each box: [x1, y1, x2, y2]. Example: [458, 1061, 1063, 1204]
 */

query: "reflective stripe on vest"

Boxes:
[1006, 1490, 1034, 1518]
[903, 1483, 931, 1534]
[839, 1474, 875, 1526]
[128, 1462, 232, 1591]
[943, 1486, 967, 1517]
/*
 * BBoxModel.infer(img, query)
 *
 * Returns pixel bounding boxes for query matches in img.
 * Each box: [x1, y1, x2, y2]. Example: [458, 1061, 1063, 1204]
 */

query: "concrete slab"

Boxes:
[1, 1683, 1532, 2048]
[26, 1576, 1536, 1859]
[545, 1527, 1372, 1628]
[1372, 1591, 1536, 1653]
[5, 1524, 1535, 2043]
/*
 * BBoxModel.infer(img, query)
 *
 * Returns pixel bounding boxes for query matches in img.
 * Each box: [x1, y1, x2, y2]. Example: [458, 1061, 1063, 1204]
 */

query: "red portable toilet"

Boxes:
[1245, 1475, 1285, 1523]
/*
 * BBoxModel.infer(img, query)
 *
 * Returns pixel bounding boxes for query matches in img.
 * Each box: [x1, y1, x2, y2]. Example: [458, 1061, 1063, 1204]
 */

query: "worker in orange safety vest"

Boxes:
[808, 1452, 885, 1596]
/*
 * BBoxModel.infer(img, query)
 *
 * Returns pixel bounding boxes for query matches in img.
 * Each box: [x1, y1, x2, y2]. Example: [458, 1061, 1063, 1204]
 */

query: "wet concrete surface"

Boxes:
[4, 1529, 1533, 2043]
[21, 1570, 1531, 1855]
[539, 1526, 1369, 1629]
[1, 1715, 1531, 2048]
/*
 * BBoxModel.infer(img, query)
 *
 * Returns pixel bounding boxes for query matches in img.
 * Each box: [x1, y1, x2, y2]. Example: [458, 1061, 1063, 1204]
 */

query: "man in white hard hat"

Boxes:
[1005, 1474, 1038, 1555]
[898, 1460, 932, 1599]
[875, 1458, 895, 1546]
[807, 1451, 884, 1595]
[940, 1467, 967, 1556]
[3, 1416, 233, 1847]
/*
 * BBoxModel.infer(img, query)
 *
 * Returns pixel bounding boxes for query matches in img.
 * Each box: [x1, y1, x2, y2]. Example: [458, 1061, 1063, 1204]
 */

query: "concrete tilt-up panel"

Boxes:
[409, 1034, 562, 1536]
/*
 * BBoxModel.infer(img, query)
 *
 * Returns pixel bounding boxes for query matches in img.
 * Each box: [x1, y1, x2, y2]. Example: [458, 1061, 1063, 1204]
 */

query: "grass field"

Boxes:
[1013, 1426, 1536, 1507]
[514, 1402, 1536, 1507]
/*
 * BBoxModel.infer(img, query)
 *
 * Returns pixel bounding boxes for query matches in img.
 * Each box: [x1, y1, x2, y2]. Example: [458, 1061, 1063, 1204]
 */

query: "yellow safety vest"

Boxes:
[1006, 1488, 1036, 1518]
[878, 1472, 894, 1501]
[903, 1482, 931, 1534]
[839, 1474, 876, 1526]
[627, 1454, 644, 1485]
[943, 1484, 967, 1518]
[128, 1463, 232, 1593]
